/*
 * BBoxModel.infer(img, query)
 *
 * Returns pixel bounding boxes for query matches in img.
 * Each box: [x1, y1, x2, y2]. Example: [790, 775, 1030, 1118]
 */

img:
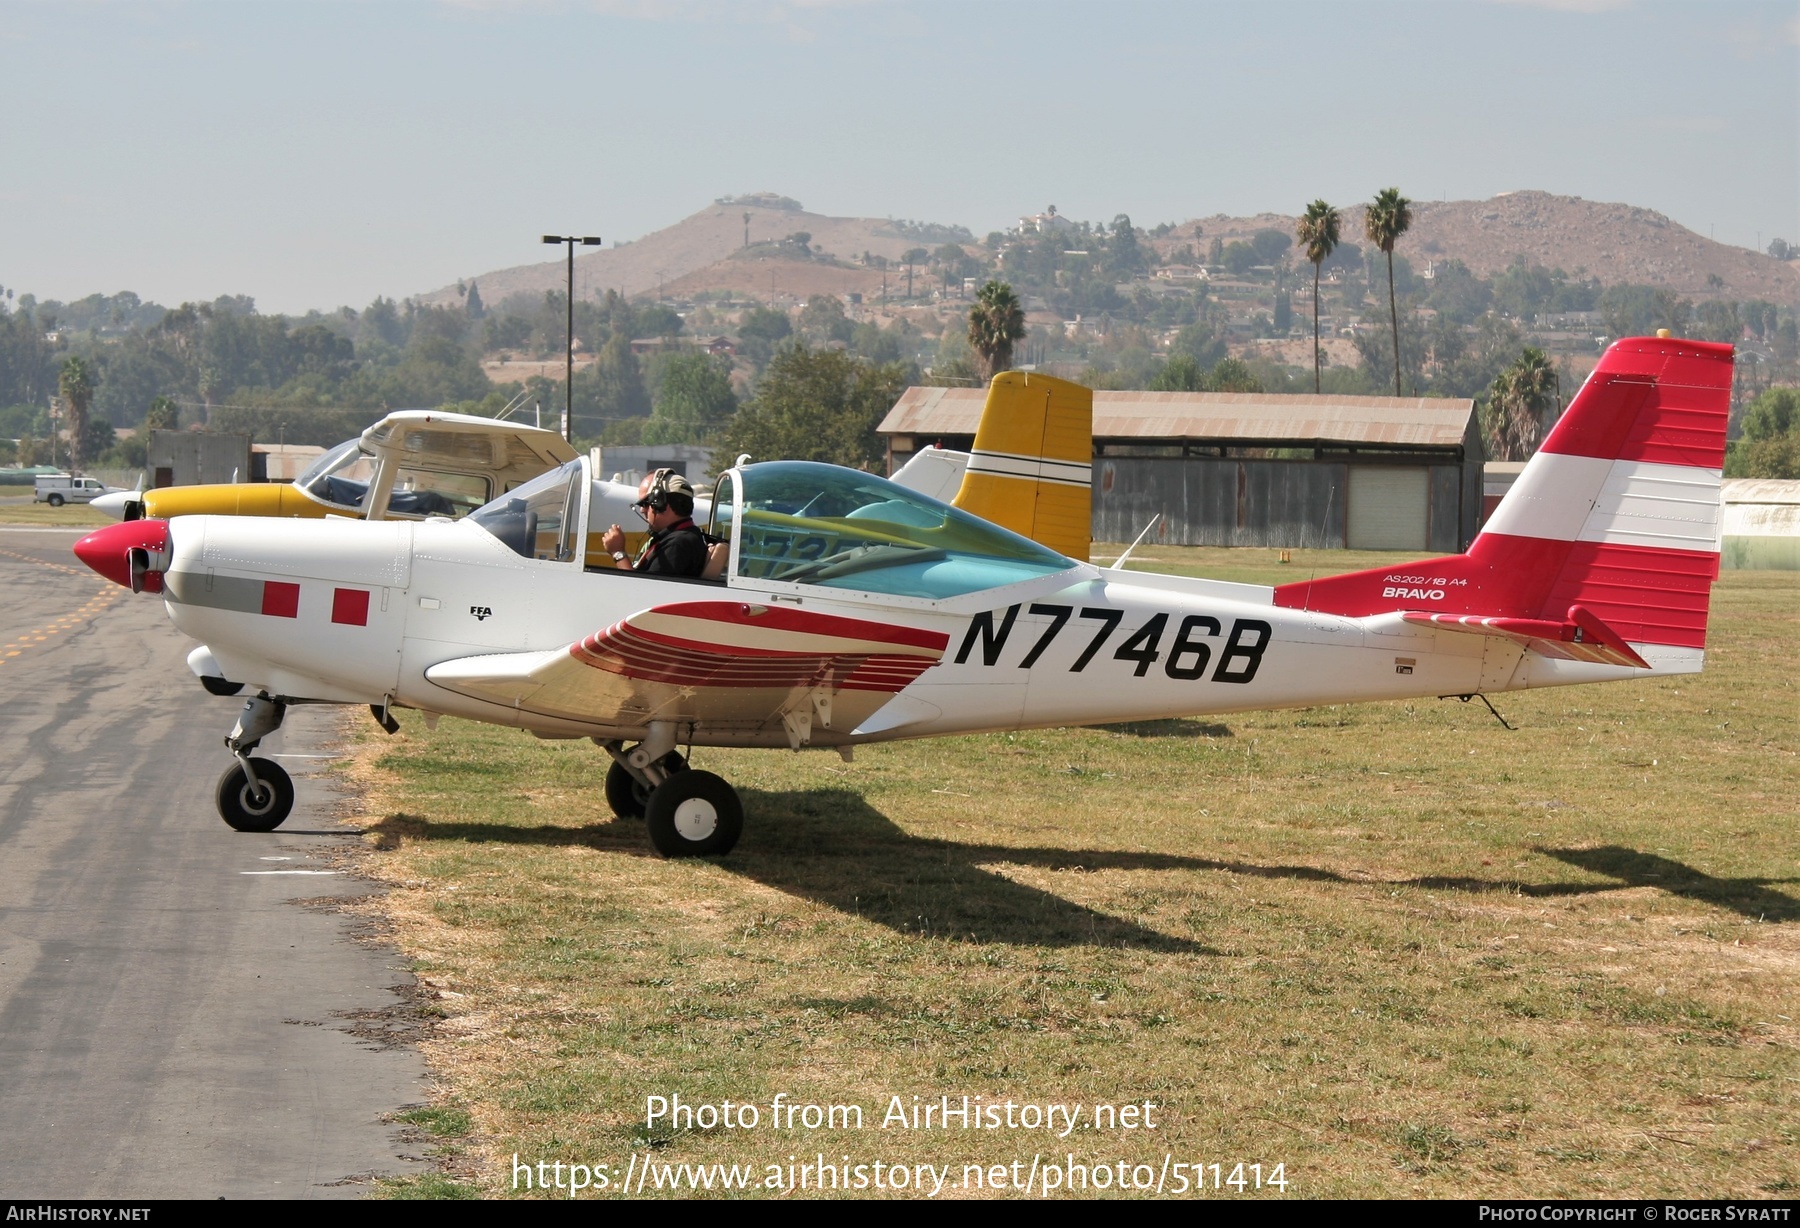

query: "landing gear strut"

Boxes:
[597, 725, 742, 858]
[216, 694, 294, 832]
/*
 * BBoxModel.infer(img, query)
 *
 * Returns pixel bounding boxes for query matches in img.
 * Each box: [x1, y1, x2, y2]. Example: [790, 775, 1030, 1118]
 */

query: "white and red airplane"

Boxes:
[74, 336, 1732, 857]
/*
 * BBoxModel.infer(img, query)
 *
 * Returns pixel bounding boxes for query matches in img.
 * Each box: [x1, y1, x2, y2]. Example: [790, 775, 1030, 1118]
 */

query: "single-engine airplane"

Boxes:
[75, 336, 1732, 858]
[93, 410, 582, 523]
[89, 403, 966, 556]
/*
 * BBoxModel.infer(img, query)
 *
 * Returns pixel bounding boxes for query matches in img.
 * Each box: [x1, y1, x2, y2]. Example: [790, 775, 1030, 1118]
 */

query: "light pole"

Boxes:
[542, 234, 602, 441]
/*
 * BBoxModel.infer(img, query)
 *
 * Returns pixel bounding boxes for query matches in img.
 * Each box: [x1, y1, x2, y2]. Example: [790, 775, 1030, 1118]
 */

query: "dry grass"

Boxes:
[0, 499, 111, 527]
[338, 550, 1799, 1199]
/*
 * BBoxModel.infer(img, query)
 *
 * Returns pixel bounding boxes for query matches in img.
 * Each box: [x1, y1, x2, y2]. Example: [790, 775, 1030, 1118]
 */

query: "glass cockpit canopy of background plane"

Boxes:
[93, 411, 582, 523]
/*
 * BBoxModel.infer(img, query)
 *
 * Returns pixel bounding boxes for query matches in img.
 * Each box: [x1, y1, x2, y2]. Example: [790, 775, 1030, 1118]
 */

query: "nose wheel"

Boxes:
[215, 694, 293, 831]
[216, 759, 295, 832]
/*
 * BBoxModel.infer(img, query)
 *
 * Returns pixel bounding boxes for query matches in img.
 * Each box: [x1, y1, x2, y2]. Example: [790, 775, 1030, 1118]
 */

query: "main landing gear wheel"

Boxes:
[644, 771, 742, 858]
[604, 752, 686, 821]
[216, 759, 294, 832]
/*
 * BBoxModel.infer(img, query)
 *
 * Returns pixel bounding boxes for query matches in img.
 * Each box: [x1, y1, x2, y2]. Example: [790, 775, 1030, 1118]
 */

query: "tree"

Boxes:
[77, 415, 118, 467]
[642, 352, 737, 446]
[966, 281, 1026, 384]
[902, 248, 929, 299]
[1485, 347, 1558, 460]
[719, 345, 905, 471]
[1207, 357, 1263, 394]
[1169, 321, 1226, 369]
[1148, 353, 1206, 392]
[58, 356, 95, 471]
[145, 395, 180, 431]
[798, 295, 853, 345]
[1296, 200, 1340, 393]
[735, 306, 792, 370]
[1250, 228, 1292, 265]
[1365, 187, 1414, 396]
[1221, 242, 1257, 276]
[586, 333, 650, 433]
[465, 280, 485, 319]
[1726, 387, 1800, 478]
[1109, 214, 1145, 277]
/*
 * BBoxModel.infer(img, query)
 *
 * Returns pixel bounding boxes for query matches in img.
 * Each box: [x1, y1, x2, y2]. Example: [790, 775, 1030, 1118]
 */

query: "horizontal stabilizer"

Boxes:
[1401, 603, 1649, 669]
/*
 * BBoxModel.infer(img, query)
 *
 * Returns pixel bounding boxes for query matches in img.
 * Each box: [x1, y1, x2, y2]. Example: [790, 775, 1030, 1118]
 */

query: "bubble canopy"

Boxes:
[728, 461, 1077, 600]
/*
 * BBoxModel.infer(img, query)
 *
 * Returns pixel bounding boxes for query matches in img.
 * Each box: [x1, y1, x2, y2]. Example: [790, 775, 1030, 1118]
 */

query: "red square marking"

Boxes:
[331, 588, 371, 626]
[261, 581, 300, 618]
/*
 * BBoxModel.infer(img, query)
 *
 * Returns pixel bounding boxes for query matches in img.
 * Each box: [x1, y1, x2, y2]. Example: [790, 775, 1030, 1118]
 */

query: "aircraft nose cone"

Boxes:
[73, 519, 170, 590]
[89, 490, 139, 521]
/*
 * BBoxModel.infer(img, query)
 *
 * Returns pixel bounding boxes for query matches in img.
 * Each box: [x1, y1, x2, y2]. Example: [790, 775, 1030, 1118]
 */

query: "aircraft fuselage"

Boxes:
[164, 513, 1651, 750]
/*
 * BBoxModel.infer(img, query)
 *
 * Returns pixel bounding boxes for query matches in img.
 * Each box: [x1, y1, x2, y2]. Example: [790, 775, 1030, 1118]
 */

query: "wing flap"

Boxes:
[1401, 602, 1650, 669]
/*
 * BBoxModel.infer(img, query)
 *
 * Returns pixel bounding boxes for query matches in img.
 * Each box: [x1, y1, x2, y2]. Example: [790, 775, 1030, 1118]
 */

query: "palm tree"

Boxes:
[967, 280, 1026, 384]
[1296, 199, 1340, 394]
[1364, 187, 1413, 396]
[1485, 347, 1558, 460]
[58, 356, 95, 472]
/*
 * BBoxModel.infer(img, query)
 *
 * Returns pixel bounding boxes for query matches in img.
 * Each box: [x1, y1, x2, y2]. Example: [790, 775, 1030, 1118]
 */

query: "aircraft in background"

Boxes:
[91, 404, 995, 560]
[75, 339, 1732, 858]
[94, 410, 581, 524]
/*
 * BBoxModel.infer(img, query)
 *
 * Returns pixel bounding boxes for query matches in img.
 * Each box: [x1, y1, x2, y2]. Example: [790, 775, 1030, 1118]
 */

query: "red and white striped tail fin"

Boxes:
[1274, 335, 1734, 672]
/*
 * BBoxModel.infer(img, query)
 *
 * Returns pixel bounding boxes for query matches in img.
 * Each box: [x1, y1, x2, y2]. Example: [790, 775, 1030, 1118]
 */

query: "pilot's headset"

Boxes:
[635, 468, 692, 519]
[638, 468, 675, 514]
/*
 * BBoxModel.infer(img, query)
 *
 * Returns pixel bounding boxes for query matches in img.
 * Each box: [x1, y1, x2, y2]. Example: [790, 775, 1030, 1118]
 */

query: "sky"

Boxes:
[3, 0, 1796, 315]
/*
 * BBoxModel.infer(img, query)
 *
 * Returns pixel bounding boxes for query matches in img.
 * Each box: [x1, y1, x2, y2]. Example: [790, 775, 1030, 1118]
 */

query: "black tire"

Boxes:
[201, 675, 245, 697]
[644, 770, 742, 858]
[46, 493, 64, 508]
[216, 759, 295, 832]
[603, 753, 685, 821]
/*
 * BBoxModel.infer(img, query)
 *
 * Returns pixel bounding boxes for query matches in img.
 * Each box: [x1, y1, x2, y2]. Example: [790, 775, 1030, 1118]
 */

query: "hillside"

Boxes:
[423, 199, 956, 310]
[1167, 191, 1799, 303]
[424, 190, 1798, 312]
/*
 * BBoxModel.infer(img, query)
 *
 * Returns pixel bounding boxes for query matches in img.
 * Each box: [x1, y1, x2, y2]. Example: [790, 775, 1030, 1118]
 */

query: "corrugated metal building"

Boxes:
[148, 430, 253, 487]
[879, 388, 1483, 552]
[1721, 479, 1800, 570]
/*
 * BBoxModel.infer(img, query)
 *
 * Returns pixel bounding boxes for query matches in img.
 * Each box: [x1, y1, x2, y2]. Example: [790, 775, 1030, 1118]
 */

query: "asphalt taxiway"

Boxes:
[0, 526, 429, 1198]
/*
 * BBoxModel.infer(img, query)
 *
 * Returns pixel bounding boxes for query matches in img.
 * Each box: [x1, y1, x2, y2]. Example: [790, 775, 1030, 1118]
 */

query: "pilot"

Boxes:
[602, 468, 708, 577]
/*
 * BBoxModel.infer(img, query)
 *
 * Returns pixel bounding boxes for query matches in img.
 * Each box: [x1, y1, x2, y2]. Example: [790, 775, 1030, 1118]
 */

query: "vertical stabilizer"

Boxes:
[1272, 336, 1734, 668]
[950, 371, 1093, 561]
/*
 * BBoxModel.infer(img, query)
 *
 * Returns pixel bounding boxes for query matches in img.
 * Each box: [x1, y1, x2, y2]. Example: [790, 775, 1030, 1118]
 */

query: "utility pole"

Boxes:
[542, 234, 602, 441]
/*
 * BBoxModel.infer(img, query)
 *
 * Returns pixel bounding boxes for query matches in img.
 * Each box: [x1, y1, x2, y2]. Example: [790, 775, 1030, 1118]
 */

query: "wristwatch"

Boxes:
[612, 551, 628, 563]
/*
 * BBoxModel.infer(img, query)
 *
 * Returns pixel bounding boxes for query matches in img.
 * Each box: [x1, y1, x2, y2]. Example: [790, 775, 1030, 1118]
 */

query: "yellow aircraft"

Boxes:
[95, 411, 580, 524]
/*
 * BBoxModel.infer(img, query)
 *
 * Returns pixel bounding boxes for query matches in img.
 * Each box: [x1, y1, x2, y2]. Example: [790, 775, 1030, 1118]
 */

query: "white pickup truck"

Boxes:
[35, 474, 122, 507]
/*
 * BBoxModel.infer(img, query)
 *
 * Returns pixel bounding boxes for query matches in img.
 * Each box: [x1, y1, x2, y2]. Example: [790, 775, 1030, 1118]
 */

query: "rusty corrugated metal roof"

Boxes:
[880, 387, 1476, 448]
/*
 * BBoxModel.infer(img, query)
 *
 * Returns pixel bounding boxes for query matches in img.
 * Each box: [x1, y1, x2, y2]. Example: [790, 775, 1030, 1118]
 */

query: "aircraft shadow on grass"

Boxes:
[368, 797, 1799, 947]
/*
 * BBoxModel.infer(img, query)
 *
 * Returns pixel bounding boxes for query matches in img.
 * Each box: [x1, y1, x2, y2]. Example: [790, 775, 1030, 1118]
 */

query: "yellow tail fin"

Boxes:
[950, 371, 1093, 562]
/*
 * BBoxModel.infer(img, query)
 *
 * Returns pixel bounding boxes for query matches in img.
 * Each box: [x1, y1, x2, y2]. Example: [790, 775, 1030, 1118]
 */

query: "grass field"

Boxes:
[337, 548, 1798, 1199]
[0, 488, 110, 527]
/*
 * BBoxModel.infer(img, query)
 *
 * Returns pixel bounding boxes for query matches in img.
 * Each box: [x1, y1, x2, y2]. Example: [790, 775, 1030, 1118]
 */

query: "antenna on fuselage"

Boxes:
[1107, 513, 1161, 570]
[492, 388, 534, 423]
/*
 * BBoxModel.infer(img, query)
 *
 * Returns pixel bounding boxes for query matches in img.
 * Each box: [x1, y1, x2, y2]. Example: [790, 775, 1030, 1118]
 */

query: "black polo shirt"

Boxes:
[634, 518, 708, 577]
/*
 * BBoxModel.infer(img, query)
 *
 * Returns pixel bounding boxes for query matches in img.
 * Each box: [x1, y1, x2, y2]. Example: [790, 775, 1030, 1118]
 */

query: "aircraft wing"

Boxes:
[425, 600, 949, 745]
[1401, 603, 1649, 669]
